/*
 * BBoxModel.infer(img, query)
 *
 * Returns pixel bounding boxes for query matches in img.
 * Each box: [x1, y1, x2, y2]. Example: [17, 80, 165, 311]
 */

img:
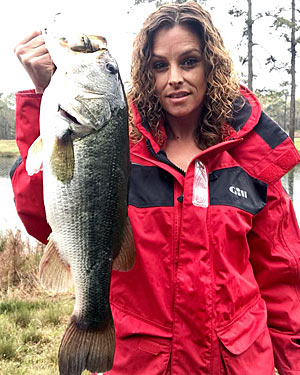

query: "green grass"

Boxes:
[0, 135, 299, 156]
[0, 230, 95, 375]
[0, 139, 19, 157]
[0, 296, 75, 374]
[294, 137, 300, 152]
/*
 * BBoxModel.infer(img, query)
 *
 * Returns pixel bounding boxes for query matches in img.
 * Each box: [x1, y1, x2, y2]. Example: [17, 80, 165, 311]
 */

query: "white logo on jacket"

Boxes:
[229, 186, 248, 198]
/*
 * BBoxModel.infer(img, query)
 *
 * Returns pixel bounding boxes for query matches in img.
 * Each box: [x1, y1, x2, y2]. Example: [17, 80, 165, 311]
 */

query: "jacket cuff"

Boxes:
[15, 89, 42, 159]
[16, 89, 43, 97]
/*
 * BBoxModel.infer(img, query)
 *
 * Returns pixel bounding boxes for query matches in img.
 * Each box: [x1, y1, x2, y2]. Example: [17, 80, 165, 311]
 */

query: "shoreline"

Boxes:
[0, 137, 300, 157]
[0, 140, 19, 158]
[0, 152, 19, 158]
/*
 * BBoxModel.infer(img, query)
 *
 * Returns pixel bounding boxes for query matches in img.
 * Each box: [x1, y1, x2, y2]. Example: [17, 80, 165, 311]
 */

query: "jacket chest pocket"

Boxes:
[209, 166, 267, 215]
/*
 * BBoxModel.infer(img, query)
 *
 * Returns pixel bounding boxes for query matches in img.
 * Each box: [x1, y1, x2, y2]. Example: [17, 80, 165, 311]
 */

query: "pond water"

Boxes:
[1, 155, 300, 241]
[0, 156, 27, 235]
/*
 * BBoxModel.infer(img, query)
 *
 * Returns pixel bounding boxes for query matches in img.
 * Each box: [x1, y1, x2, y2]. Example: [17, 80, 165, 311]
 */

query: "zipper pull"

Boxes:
[192, 159, 208, 208]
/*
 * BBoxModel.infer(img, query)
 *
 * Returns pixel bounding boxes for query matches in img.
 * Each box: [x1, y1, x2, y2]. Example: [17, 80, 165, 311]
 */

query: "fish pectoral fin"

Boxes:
[26, 136, 43, 175]
[39, 236, 73, 293]
[50, 133, 74, 183]
[59, 314, 115, 374]
[112, 217, 135, 272]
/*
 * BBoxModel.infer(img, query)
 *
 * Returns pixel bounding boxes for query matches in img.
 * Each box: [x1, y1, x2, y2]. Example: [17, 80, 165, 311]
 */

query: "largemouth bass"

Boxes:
[26, 17, 135, 375]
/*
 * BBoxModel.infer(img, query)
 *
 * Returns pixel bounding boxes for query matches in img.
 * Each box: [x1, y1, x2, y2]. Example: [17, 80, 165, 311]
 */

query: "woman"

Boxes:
[11, 2, 300, 374]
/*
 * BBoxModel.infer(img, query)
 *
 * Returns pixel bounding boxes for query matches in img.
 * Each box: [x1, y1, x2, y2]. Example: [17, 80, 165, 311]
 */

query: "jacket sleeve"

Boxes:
[248, 178, 300, 375]
[10, 90, 51, 244]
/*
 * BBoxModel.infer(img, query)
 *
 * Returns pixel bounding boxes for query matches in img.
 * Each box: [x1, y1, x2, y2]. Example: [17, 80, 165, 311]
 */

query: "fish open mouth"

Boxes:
[59, 105, 81, 125]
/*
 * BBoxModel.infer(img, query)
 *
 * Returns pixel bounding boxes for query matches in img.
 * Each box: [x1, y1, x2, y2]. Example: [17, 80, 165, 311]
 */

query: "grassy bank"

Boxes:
[0, 137, 299, 157]
[0, 296, 75, 375]
[295, 137, 300, 152]
[0, 230, 94, 375]
[0, 140, 19, 157]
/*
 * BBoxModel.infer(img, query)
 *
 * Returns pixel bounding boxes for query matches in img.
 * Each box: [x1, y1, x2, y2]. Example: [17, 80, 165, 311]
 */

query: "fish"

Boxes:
[26, 15, 135, 375]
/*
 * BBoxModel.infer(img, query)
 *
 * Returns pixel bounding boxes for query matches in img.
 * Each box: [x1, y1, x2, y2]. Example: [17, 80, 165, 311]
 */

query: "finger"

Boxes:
[14, 32, 46, 57]
[20, 49, 53, 70]
[15, 40, 49, 61]
[30, 53, 55, 68]
[17, 30, 42, 46]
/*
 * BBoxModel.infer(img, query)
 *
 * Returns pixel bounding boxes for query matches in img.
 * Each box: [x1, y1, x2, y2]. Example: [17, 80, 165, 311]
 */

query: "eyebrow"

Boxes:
[151, 48, 202, 59]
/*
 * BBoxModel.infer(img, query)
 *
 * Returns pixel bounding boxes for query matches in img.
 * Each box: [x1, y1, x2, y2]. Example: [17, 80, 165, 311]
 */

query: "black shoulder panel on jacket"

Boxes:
[228, 97, 252, 132]
[254, 111, 288, 149]
[209, 167, 267, 215]
[129, 164, 174, 208]
[9, 155, 23, 179]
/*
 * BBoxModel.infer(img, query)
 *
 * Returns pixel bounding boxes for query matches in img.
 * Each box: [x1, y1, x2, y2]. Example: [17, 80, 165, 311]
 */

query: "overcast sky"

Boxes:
[1, 0, 298, 96]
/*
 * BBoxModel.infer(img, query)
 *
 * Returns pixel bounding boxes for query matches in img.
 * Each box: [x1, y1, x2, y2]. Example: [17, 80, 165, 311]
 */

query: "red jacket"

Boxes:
[11, 87, 300, 375]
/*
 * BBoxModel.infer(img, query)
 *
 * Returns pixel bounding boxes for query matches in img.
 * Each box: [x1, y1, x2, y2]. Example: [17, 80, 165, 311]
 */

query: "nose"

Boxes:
[168, 64, 183, 86]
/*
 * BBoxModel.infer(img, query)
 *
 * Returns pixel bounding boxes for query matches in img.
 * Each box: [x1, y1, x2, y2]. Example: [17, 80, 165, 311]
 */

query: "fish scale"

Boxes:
[45, 117, 128, 320]
[26, 20, 135, 375]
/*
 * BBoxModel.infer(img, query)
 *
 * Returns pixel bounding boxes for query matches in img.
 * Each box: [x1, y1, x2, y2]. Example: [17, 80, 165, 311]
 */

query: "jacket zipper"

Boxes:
[146, 139, 185, 175]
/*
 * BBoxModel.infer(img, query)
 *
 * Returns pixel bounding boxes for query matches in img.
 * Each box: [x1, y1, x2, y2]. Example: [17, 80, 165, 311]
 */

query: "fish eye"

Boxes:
[106, 62, 118, 75]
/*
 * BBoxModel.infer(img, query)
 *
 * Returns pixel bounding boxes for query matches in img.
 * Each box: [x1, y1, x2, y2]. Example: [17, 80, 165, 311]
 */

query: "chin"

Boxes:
[168, 110, 195, 120]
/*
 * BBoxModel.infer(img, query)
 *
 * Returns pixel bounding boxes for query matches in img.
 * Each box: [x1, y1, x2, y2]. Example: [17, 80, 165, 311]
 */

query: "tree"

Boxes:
[134, 0, 207, 7]
[229, 1, 255, 90]
[0, 93, 15, 140]
[247, 0, 253, 91]
[289, 0, 297, 142]
[228, 1, 289, 92]
[255, 88, 289, 129]
[272, 0, 299, 142]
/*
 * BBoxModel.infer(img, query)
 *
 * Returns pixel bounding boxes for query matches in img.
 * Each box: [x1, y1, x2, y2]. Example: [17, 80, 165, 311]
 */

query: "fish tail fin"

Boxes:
[112, 217, 135, 271]
[58, 314, 115, 375]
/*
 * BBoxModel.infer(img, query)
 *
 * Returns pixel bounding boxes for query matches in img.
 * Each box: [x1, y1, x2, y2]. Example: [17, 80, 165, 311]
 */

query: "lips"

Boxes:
[167, 92, 190, 98]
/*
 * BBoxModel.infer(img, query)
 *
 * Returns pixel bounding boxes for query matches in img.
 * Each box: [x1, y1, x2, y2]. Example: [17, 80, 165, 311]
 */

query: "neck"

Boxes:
[165, 114, 198, 142]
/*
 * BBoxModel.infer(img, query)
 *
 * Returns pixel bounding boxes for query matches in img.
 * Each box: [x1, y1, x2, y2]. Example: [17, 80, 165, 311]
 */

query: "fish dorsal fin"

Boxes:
[112, 217, 135, 271]
[50, 133, 75, 183]
[39, 236, 73, 293]
[26, 136, 43, 175]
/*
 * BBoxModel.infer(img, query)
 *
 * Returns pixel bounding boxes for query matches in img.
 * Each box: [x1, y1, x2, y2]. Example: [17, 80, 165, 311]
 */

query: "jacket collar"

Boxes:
[225, 85, 262, 140]
[131, 85, 262, 151]
[130, 85, 299, 183]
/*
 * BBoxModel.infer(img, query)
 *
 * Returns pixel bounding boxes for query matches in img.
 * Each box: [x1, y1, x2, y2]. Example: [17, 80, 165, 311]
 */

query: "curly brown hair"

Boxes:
[128, 1, 241, 149]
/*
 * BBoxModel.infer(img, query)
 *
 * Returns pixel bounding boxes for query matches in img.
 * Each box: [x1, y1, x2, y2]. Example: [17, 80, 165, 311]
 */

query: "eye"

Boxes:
[152, 61, 168, 71]
[181, 57, 199, 68]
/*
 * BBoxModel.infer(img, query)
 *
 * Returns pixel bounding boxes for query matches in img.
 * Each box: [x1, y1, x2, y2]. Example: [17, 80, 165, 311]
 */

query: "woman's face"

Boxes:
[150, 25, 207, 124]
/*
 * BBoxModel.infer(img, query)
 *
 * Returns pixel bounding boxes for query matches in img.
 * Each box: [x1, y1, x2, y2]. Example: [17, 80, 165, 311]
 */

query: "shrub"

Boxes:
[21, 328, 44, 345]
[0, 339, 17, 360]
[0, 230, 45, 296]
